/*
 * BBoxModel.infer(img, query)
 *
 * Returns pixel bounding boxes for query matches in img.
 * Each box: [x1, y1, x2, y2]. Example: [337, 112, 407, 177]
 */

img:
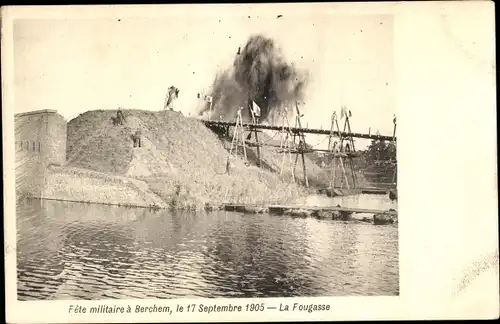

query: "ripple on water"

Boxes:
[16, 199, 398, 300]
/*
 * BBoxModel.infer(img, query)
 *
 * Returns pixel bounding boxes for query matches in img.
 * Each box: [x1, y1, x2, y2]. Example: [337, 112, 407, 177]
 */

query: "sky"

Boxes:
[13, 9, 395, 149]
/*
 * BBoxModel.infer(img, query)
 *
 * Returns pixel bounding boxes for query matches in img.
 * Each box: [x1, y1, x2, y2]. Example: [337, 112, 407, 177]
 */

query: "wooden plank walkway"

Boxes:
[222, 203, 397, 216]
[267, 205, 397, 216]
[361, 188, 390, 194]
[317, 187, 397, 197]
[202, 119, 395, 141]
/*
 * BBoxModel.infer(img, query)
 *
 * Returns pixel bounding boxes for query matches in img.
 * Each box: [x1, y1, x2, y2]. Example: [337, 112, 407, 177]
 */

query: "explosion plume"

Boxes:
[200, 35, 308, 122]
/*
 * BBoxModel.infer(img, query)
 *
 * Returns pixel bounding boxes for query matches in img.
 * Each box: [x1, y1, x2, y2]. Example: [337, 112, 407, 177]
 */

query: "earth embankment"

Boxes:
[59, 109, 316, 209]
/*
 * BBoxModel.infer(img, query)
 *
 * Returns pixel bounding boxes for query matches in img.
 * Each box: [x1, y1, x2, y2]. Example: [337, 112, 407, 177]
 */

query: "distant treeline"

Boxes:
[360, 139, 396, 167]
[307, 139, 396, 178]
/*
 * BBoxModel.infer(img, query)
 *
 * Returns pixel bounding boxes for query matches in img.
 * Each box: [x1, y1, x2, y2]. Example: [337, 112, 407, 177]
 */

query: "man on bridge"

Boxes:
[251, 100, 261, 124]
[246, 100, 262, 141]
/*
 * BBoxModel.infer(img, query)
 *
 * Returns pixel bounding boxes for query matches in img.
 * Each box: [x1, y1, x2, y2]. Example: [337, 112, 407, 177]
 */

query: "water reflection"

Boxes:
[17, 198, 399, 300]
[303, 193, 397, 210]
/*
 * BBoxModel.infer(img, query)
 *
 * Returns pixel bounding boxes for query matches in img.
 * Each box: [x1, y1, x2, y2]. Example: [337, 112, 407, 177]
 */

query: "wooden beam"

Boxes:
[254, 126, 261, 167]
[295, 102, 309, 188]
[202, 119, 395, 141]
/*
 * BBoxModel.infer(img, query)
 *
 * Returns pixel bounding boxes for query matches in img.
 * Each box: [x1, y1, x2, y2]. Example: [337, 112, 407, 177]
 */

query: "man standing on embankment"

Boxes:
[132, 130, 142, 148]
[164, 86, 180, 111]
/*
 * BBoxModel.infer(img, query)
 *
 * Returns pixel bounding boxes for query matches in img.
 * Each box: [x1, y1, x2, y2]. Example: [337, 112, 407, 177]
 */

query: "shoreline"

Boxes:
[17, 161, 397, 226]
[20, 194, 398, 226]
[19, 164, 313, 211]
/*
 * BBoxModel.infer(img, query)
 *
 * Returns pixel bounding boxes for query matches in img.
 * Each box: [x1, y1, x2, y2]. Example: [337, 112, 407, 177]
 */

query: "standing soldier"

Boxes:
[133, 130, 142, 148]
[117, 108, 125, 125]
[298, 139, 305, 152]
[331, 141, 338, 154]
[164, 86, 180, 111]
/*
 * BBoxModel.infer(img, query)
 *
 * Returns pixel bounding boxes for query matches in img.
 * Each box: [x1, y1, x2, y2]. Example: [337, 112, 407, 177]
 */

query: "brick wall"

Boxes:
[15, 110, 67, 197]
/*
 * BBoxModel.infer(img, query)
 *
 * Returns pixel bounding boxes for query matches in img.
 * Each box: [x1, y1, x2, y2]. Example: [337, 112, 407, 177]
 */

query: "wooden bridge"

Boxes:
[200, 109, 397, 193]
[202, 119, 395, 141]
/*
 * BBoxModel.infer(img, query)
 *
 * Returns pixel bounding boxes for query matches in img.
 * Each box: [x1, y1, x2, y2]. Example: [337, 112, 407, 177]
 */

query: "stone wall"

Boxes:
[44, 168, 164, 207]
[15, 110, 67, 197]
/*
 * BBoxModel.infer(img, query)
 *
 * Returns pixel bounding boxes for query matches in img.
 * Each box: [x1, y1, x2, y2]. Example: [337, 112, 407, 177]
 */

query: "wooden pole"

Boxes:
[328, 113, 335, 151]
[345, 116, 357, 188]
[279, 112, 286, 175]
[248, 101, 262, 167]
[229, 116, 239, 156]
[339, 156, 350, 189]
[279, 109, 295, 183]
[335, 118, 343, 145]
[300, 146, 308, 188]
[239, 111, 247, 161]
[254, 127, 261, 167]
[391, 164, 397, 188]
[331, 156, 336, 189]
[295, 102, 309, 188]
[346, 117, 356, 152]
[208, 100, 213, 120]
[340, 117, 348, 149]
[293, 115, 299, 177]
[391, 117, 397, 188]
[349, 157, 357, 188]
[334, 116, 348, 188]
[293, 149, 299, 178]
[328, 113, 336, 189]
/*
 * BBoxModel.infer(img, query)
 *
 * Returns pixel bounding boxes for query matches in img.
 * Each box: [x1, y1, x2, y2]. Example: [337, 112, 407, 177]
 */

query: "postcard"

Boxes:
[2, 2, 498, 322]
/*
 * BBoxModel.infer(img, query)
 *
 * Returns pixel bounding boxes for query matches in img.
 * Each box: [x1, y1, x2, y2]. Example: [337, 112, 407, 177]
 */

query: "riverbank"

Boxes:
[32, 164, 312, 211]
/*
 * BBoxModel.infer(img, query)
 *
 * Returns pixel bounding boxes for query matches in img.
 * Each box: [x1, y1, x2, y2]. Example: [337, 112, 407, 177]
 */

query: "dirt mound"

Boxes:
[68, 109, 367, 189]
[66, 109, 311, 207]
[67, 110, 134, 174]
[68, 110, 229, 174]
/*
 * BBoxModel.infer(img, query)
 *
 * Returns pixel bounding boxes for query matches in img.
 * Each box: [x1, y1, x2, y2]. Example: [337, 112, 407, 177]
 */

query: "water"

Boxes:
[16, 197, 398, 300]
[301, 193, 398, 210]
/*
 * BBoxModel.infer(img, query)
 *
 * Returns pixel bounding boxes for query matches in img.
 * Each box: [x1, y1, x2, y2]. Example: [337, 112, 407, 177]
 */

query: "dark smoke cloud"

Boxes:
[200, 34, 308, 122]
